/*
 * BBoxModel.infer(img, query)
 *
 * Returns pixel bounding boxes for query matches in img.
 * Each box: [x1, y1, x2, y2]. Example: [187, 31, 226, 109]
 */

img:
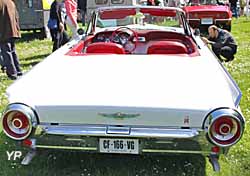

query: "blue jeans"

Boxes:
[50, 29, 70, 52]
[231, 6, 239, 18]
[79, 9, 86, 26]
[0, 38, 22, 77]
[212, 45, 237, 62]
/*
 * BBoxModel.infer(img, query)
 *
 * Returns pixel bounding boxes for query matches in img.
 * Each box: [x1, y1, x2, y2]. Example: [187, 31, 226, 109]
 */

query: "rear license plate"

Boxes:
[99, 138, 139, 154]
[201, 18, 213, 24]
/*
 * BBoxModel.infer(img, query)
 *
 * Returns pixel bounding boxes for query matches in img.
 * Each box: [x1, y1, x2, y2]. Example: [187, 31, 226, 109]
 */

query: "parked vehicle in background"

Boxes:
[16, 0, 52, 38]
[85, 0, 168, 24]
[183, 0, 232, 32]
[86, 0, 139, 20]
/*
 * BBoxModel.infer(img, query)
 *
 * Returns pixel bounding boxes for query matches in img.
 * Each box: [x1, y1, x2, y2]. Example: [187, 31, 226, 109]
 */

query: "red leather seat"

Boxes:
[147, 41, 188, 54]
[86, 42, 125, 54]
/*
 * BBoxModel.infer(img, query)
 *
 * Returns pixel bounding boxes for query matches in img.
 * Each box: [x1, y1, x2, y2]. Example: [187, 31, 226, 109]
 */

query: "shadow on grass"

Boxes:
[17, 31, 49, 43]
[46, 151, 206, 176]
[20, 54, 50, 68]
[0, 134, 206, 176]
[1, 149, 206, 176]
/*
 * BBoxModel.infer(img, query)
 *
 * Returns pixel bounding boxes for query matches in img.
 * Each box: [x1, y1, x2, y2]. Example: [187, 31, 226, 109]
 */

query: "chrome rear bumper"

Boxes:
[27, 123, 219, 156]
[19, 124, 224, 171]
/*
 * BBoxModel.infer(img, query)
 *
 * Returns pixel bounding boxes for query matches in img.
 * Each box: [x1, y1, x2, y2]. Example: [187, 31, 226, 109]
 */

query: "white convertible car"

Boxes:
[1, 6, 245, 171]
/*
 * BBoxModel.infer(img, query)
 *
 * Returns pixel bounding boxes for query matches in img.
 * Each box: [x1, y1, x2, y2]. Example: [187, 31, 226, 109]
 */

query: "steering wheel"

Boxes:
[110, 27, 138, 53]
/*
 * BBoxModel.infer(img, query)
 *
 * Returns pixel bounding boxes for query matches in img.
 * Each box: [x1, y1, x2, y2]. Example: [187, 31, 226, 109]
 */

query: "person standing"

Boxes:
[77, 0, 86, 26]
[0, 47, 5, 72]
[65, 0, 78, 39]
[202, 25, 237, 62]
[229, 0, 239, 18]
[48, 0, 69, 52]
[240, 0, 246, 16]
[0, 0, 22, 80]
[147, 0, 156, 5]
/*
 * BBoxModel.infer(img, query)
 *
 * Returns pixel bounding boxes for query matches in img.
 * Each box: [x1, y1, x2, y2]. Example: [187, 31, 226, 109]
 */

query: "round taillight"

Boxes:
[1, 104, 36, 140]
[213, 117, 233, 136]
[12, 114, 29, 129]
[207, 109, 244, 147]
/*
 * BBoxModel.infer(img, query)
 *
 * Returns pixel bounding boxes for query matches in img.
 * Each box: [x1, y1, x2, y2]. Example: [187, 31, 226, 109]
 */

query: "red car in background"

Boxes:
[183, 0, 232, 32]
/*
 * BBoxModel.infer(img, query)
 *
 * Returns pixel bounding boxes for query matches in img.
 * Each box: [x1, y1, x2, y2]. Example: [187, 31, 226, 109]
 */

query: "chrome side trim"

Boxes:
[217, 60, 242, 107]
[188, 19, 200, 21]
[36, 145, 97, 151]
[40, 124, 199, 138]
[215, 18, 231, 22]
[34, 145, 211, 155]
[188, 19, 231, 23]
[142, 149, 210, 155]
[34, 145, 210, 155]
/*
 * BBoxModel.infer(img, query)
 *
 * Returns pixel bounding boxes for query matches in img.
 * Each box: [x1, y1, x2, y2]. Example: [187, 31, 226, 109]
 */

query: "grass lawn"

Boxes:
[0, 17, 250, 176]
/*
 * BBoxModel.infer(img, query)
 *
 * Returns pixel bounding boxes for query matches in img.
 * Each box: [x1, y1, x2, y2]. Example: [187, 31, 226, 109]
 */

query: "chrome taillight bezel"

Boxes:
[1, 104, 37, 140]
[205, 108, 245, 147]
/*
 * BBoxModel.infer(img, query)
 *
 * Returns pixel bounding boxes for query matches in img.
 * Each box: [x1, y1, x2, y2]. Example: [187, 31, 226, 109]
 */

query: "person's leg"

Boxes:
[50, 29, 59, 52]
[81, 10, 86, 26]
[10, 39, 22, 75]
[0, 40, 18, 79]
[235, 5, 239, 18]
[220, 46, 235, 62]
[233, 5, 239, 18]
[240, 7, 244, 16]
[61, 31, 70, 46]
[211, 46, 223, 62]
[56, 32, 63, 48]
[66, 17, 78, 39]
[0, 47, 6, 72]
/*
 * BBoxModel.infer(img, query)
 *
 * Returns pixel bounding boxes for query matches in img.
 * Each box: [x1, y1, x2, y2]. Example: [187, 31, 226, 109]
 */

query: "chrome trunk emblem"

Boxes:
[98, 112, 140, 119]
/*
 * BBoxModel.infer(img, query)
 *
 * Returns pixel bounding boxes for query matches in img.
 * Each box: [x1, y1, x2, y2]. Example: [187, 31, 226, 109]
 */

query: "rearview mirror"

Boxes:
[194, 28, 200, 36]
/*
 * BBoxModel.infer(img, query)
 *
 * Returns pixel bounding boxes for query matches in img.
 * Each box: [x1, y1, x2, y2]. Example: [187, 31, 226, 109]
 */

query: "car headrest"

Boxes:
[86, 42, 125, 54]
[147, 41, 188, 54]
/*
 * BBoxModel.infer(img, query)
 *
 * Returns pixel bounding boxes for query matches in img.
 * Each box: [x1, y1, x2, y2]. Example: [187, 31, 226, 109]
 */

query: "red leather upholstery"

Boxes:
[147, 41, 188, 54]
[86, 42, 125, 54]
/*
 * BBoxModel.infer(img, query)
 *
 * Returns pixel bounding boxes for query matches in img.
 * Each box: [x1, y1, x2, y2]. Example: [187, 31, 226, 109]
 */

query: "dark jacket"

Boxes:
[49, 0, 64, 31]
[78, 0, 86, 11]
[208, 29, 237, 51]
[0, 0, 21, 42]
[229, 0, 237, 6]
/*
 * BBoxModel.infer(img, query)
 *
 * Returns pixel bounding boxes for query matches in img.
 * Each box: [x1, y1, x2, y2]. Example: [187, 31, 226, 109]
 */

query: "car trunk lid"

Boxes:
[6, 54, 240, 128]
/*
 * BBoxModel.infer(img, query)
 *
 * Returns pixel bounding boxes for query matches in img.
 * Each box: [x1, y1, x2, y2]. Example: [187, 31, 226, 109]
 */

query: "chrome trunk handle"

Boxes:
[106, 126, 130, 135]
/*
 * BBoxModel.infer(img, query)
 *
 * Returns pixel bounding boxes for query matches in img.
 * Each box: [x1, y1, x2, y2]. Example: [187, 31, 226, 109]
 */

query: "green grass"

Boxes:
[0, 17, 250, 175]
[204, 17, 250, 176]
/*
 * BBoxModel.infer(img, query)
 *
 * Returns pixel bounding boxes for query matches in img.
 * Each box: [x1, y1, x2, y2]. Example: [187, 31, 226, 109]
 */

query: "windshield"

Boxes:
[96, 8, 184, 31]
